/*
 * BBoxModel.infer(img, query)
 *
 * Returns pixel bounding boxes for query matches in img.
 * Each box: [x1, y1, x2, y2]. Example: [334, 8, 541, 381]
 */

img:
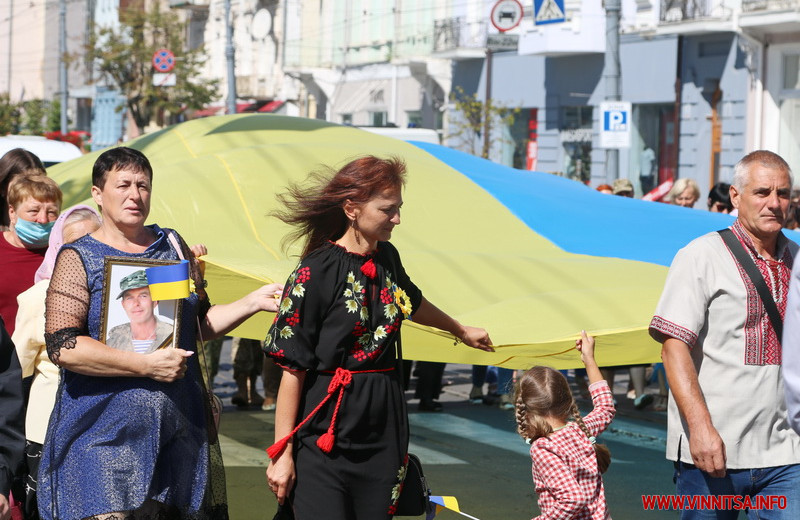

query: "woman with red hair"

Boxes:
[264, 156, 493, 519]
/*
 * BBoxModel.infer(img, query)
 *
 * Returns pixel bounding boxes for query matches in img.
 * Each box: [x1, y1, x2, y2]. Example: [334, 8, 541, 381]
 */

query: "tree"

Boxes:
[447, 86, 519, 159]
[0, 93, 21, 135]
[87, 2, 219, 135]
[46, 99, 62, 132]
[21, 100, 48, 135]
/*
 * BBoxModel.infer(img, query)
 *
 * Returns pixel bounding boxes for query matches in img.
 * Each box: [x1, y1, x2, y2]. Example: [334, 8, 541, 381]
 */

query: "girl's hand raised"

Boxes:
[575, 330, 596, 365]
[575, 330, 603, 384]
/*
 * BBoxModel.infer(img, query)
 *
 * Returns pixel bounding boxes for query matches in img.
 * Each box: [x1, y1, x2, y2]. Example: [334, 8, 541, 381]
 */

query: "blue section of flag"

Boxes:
[407, 142, 793, 267]
[145, 260, 189, 285]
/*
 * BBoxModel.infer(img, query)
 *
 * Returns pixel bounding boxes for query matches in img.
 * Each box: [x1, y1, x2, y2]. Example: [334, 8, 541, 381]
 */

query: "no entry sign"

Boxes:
[152, 49, 175, 73]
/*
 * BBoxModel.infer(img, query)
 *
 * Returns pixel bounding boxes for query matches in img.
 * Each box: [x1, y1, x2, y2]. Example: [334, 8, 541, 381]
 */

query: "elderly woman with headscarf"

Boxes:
[12, 205, 101, 520]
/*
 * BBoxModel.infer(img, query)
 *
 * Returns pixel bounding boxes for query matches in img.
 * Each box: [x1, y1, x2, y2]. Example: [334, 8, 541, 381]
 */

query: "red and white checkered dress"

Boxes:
[529, 380, 615, 520]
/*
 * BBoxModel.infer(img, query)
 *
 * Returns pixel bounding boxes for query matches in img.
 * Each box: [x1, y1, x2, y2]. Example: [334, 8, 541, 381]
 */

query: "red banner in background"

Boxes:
[643, 177, 673, 202]
[526, 108, 538, 170]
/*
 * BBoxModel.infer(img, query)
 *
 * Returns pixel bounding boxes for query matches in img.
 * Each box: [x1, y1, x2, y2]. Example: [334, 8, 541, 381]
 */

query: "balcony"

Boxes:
[739, 0, 800, 38]
[432, 18, 487, 59]
[657, 0, 734, 34]
[168, 0, 209, 8]
[742, 0, 799, 11]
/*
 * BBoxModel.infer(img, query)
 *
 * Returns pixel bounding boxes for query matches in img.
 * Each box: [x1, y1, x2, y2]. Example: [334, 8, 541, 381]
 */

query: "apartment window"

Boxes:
[784, 54, 800, 90]
[406, 111, 422, 128]
[562, 105, 593, 129]
[369, 111, 387, 126]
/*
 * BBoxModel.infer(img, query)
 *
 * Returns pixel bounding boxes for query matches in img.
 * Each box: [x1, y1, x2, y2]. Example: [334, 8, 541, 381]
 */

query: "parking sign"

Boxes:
[600, 101, 631, 149]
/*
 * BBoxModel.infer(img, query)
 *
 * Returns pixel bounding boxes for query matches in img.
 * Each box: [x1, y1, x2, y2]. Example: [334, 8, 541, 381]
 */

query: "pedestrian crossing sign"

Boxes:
[534, 0, 566, 25]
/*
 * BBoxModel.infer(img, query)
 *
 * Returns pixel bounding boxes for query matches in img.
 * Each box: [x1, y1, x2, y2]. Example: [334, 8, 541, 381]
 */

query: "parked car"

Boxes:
[0, 135, 83, 167]
[357, 126, 441, 145]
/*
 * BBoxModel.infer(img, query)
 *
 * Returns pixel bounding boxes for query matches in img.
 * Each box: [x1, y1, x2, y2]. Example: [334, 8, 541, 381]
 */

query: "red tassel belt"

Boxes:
[265, 366, 395, 459]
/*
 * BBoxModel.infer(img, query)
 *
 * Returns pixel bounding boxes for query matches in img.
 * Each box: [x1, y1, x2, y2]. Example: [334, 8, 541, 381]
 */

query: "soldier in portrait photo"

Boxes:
[106, 270, 173, 353]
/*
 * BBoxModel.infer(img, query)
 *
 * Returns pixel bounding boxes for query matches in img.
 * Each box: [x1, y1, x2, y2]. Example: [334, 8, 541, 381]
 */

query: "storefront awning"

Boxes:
[258, 100, 285, 113]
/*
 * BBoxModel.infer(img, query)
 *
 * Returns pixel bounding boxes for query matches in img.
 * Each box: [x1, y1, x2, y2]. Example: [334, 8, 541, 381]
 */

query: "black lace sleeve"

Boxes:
[44, 327, 82, 366]
[44, 248, 89, 366]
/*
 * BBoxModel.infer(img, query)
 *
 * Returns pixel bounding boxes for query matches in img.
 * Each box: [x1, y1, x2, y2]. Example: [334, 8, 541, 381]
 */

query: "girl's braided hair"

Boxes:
[514, 366, 611, 473]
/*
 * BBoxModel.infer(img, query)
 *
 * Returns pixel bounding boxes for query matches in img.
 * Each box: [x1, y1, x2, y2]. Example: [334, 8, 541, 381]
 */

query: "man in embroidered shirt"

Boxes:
[650, 150, 800, 519]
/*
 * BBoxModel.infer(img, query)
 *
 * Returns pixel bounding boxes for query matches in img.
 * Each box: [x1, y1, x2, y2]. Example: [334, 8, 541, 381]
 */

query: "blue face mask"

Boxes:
[14, 218, 55, 248]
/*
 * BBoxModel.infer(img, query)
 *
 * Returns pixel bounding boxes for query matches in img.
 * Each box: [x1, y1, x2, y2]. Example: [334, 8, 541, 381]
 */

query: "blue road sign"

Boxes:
[534, 0, 565, 25]
[600, 101, 632, 149]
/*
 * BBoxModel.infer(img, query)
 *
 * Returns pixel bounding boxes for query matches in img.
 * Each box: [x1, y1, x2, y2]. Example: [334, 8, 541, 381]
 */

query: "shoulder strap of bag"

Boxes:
[718, 228, 783, 343]
[167, 230, 218, 417]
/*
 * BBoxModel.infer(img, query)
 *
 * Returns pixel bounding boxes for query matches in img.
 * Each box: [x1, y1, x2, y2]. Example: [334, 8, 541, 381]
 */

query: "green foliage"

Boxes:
[448, 86, 519, 159]
[86, 3, 219, 134]
[0, 93, 21, 135]
[21, 100, 48, 135]
[47, 99, 62, 132]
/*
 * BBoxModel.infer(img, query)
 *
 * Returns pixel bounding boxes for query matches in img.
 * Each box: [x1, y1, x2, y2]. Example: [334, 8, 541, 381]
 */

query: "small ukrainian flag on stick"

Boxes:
[145, 260, 190, 300]
[427, 496, 481, 520]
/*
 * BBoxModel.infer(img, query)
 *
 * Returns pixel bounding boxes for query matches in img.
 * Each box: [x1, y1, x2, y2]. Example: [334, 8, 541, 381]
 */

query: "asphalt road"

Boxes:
[214, 359, 676, 519]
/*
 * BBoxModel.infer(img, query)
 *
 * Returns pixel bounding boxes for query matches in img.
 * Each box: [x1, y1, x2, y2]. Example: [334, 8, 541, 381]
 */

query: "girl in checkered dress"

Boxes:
[514, 331, 616, 519]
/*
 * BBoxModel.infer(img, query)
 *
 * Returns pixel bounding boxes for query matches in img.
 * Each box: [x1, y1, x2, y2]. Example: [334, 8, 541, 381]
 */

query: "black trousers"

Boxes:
[413, 361, 445, 402]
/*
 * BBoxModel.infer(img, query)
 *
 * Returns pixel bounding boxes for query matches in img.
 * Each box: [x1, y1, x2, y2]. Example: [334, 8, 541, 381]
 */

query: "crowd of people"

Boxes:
[2, 144, 800, 520]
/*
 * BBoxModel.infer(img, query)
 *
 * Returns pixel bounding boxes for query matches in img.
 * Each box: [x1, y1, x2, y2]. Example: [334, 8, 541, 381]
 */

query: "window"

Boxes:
[369, 111, 387, 127]
[560, 106, 593, 183]
[406, 111, 422, 128]
[784, 54, 800, 90]
[562, 106, 592, 129]
[341, 113, 353, 125]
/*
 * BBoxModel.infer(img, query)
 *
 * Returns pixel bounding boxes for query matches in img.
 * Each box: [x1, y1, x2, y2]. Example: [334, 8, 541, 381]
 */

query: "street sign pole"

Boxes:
[483, 48, 492, 159]
[604, 0, 621, 183]
[485, 0, 522, 159]
[225, 0, 237, 115]
[59, 0, 67, 134]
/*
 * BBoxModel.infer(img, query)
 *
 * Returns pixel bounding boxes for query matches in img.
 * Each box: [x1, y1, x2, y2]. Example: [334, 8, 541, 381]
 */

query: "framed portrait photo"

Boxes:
[99, 257, 183, 353]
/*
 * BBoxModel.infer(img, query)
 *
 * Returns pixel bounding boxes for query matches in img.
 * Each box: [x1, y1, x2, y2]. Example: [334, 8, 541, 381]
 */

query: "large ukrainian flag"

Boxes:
[50, 114, 781, 369]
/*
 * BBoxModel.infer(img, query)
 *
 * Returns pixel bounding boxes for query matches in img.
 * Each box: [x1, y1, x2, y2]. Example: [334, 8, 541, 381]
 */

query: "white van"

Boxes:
[357, 127, 441, 145]
[0, 135, 83, 167]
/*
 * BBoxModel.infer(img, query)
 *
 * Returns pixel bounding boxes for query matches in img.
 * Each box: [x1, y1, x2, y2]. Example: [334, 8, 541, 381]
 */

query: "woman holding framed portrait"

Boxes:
[39, 147, 282, 520]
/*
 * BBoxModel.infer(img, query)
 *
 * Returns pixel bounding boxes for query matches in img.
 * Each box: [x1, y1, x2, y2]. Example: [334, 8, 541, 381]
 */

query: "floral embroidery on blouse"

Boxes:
[264, 253, 412, 364]
[349, 274, 403, 362]
[265, 266, 311, 358]
[388, 453, 409, 515]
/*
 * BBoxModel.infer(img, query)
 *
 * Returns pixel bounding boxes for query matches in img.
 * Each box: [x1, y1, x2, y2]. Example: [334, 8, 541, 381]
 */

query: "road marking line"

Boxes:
[219, 434, 269, 467]
[218, 435, 466, 467]
[409, 442, 467, 464]
[409, 412, 665, 455]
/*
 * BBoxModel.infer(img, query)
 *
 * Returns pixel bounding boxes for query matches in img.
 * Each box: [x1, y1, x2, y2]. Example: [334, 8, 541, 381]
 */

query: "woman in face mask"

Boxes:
[0, 147, 47, 230]
[1, 175, 62, 336]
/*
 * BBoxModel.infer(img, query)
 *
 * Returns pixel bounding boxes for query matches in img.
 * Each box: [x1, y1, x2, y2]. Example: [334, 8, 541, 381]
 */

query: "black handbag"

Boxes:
[395, 453, 432, 517]
[394, 333, 432, 516]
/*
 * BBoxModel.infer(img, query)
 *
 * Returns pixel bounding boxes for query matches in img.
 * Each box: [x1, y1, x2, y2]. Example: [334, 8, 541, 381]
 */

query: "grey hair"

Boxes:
[732, 150, 793, 190]
[666, 178, 700, 202]
[63, 208, 101, 228]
